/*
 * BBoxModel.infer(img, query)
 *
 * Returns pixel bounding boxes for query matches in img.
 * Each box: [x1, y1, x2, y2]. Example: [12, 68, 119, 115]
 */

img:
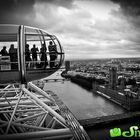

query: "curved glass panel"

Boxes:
[24, 27, 64, 70]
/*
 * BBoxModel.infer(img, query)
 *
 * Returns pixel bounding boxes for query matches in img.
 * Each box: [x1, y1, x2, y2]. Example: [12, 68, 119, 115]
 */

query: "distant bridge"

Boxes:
[43, 78, 69, 83]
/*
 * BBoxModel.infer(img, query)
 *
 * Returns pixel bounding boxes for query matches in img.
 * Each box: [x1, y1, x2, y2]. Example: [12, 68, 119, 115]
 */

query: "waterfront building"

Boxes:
[120, 76, 126, 91]
[109, 67, 118, 90]
[65, 60, 71, 71]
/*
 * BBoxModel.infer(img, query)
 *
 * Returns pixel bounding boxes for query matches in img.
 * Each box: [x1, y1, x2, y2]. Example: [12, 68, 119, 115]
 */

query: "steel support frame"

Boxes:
[0, 83, 74, 140]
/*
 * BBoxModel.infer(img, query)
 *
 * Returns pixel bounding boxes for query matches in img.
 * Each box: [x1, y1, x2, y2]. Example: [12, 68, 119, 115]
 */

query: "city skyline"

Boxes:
[0, 0, 140, 60]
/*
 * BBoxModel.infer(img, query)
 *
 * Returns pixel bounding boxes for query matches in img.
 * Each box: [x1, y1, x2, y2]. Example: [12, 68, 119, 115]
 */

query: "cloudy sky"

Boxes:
[0, 0, 140, 60]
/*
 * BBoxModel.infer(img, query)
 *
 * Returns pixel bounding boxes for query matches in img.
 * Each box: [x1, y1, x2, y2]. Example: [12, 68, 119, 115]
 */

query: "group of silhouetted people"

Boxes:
[25, 43, 46, 69]
[0, 41, 58, 70]
[25, 41, 57, 69]
[0, 44, 18, 70]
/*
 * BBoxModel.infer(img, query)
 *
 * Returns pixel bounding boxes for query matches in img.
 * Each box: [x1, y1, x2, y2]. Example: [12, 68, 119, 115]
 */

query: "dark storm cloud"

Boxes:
[0, 0, 75, 25]
[111, 0, 140, 26]
[111, 0, 140, 16]
[0, 0, 36, 24]
[43, 0, 74, 9]
[110, 0, 140, 57]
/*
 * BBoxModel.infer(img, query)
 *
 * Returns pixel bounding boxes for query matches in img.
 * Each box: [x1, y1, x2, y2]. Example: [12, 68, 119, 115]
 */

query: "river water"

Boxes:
[43, 70, 126, 120]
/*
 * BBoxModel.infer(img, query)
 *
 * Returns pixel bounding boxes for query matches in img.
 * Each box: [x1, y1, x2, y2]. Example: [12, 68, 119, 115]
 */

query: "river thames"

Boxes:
[44, 70, 126, 120]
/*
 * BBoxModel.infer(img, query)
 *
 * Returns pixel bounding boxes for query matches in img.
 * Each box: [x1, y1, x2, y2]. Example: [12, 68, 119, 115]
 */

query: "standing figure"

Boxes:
[40, 44, 48, 69]
[48, 41, 57, 68]
[0, 46, 8, 56]
[9, 44, 18, 69]
[31, 44, 38, 68]
[25, 44, 31, 68]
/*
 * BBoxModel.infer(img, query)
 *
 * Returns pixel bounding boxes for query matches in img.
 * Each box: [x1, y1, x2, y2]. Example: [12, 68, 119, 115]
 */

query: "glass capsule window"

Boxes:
[24, 26, 64, 70]
[0, 25, 19, 71]
[25, 32, 43, 69]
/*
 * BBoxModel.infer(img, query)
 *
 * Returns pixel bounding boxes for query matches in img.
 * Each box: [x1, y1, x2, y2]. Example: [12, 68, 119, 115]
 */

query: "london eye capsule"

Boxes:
[0, 24, 64, 84]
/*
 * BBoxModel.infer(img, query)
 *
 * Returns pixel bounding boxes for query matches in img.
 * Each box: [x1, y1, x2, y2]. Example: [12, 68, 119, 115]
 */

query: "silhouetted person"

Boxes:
[25, 44, 31, 68]
[0, 46, 8, 56]
[31, 44, 38, 68]
[48, 41, 57, 68]
[9, 44, 18, 69]
[31, 44, 38, 61]
[40, 44, 48, 69]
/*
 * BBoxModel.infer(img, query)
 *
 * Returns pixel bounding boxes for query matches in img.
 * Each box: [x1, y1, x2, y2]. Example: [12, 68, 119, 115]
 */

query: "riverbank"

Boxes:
[79, 111, 140, 128]
[61, 71, 140, 111]
[61, 71, 93, 89]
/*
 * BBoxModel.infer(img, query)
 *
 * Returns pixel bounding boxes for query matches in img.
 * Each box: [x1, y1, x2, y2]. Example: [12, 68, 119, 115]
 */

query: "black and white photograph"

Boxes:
[0, 0, 140, 139]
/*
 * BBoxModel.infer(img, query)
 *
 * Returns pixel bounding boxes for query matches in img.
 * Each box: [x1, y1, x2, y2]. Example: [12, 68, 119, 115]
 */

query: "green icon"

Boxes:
[110, 128, 121, 137]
